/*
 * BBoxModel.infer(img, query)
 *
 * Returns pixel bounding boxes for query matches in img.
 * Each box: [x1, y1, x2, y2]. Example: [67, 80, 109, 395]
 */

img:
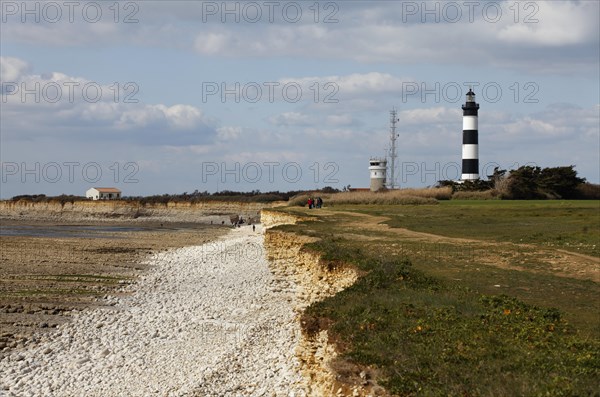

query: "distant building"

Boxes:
[369, 158, 387, 192]
[86, 187, 122, 200]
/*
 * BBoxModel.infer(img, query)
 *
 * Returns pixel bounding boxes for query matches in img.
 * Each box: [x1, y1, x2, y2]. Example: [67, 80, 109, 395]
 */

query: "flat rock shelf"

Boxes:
[0, 226, 306, 396]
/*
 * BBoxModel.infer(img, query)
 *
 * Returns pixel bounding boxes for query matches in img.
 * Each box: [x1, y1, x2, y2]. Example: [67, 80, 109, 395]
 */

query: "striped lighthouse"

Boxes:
[461, 88, 480, 181]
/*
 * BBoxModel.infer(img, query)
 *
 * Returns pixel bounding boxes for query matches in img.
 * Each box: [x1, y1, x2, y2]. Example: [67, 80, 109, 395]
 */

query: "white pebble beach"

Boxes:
[0, 225, 306, 396]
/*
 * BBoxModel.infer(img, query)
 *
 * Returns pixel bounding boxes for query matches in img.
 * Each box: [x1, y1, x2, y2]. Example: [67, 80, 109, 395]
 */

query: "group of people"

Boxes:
[232, 216, 256, 232]
[307, 197, 323, 209]
[212, 217, 255, 231]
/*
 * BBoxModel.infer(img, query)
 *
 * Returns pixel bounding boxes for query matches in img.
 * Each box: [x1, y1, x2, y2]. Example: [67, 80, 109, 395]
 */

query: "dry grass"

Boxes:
[493, 175, 511, 198]
[288, 194, 312, 207]
[451, 190, 499, 200]
[289, 188, 452, 206]
[576, 183, 600, 199]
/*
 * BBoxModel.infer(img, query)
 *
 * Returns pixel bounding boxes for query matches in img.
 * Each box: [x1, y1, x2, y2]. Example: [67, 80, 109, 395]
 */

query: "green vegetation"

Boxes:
[129, 190, 298, 204]
[304, 257, 598, 395]
[439, 165, 599, 200]
[276, 200, 600, 396]
[9, 189, 322, 204]
[0, 274, 131, 300]
[355, 200, 599, 258]
[9, 194, 85, 205]
[9, 164, 599, 204]
[22, 274, 128, 283]
[505, 165, 585, 199]
[6, 288, 98, 297]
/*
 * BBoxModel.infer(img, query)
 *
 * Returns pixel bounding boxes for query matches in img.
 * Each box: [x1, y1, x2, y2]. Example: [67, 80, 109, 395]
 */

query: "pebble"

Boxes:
[0, 226, 306, 396]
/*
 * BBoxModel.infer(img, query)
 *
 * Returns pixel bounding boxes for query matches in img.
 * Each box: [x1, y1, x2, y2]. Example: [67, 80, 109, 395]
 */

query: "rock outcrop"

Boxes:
[262, 209, 387, 397]
[0, 200, 272, 223]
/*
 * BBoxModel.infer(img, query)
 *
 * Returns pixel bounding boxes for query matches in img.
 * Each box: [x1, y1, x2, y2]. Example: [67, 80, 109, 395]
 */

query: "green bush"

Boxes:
[505, 165, 586, 199]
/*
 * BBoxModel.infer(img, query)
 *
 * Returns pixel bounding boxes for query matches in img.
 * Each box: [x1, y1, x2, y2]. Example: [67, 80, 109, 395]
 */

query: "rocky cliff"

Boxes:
[262, 210, 387, 397]
[0, 200, 273, 223]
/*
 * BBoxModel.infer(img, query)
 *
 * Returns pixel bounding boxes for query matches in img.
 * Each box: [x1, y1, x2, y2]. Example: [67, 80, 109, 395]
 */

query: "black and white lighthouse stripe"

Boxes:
[461, 89, 479, 180]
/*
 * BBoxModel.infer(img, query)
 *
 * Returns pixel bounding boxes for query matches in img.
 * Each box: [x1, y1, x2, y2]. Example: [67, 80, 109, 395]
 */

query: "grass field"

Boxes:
[274, 200, 600, 396]
[350, 200, 599, 257]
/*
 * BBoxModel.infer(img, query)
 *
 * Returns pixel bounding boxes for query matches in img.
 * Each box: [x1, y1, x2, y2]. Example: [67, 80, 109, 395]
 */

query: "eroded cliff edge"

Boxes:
[261, 209, 389, 397]
[0, 200, 270, 223]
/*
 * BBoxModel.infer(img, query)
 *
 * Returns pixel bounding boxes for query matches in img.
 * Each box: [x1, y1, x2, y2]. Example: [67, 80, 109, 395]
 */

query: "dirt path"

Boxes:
[305, 209, 600, 283]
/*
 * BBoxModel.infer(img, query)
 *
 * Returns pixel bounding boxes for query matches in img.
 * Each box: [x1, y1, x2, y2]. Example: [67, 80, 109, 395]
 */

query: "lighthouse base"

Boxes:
[461, 173, 479, 181]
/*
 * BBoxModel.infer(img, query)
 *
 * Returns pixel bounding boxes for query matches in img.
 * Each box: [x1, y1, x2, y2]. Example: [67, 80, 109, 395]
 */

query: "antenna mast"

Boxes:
[388, 108, 399, 189]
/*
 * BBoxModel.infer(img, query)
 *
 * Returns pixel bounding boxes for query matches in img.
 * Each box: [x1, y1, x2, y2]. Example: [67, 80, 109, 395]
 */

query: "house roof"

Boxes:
[92, 187, 122, 193]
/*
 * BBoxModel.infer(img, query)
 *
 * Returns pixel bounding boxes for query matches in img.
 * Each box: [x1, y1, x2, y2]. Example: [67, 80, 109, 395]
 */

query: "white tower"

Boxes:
[369, 158, 387, 192]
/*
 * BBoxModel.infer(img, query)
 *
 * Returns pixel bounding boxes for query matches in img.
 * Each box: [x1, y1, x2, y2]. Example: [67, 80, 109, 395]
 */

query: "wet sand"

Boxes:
[0, 219, 230, 356]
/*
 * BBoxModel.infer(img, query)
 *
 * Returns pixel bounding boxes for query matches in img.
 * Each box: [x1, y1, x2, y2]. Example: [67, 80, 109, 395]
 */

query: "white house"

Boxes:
[86, 187, 122, 200]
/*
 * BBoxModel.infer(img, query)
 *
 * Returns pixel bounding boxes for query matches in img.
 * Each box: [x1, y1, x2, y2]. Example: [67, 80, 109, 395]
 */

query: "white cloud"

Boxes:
[494, 104, 600, 143]
[216, 126, 242, 141]
[1, 57, 214, 145]
[274, 72, 411, 105]
[161, 104, 204, 129]
[400, 107, 460, 125]
[326, 114, 355, 126]
[186, 2, 598, 73]
[497, 1, 599, 47]
[0, 57, 30, 81]
[267, 112, 313, 127]
[194, 32, 232, 55]
[4, 2, 596, 74]
[114, 105, 164, 129]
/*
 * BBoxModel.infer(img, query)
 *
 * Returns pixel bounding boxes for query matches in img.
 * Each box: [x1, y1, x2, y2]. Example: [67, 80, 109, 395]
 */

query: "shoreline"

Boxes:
[0, 219, 231, 358]
[0, 200, 270, 225]
[1, 224, 308, 395]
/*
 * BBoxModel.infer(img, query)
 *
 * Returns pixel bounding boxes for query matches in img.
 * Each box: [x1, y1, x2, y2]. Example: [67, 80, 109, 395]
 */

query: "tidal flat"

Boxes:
[0, 218, 230, 355]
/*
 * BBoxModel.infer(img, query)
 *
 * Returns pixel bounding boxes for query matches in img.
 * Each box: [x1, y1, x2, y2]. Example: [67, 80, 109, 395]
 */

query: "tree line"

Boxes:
[438, 165, 599, 199]
[9, 187, 342, 204]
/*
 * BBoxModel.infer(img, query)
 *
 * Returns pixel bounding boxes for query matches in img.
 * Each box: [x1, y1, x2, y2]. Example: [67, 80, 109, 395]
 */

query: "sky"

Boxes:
[1, 0, 599, 198]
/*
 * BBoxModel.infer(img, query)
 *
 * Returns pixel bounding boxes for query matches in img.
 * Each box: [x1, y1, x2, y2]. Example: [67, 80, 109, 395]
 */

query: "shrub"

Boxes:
[10, 194, 85, 204]
[505, 165, 586, 199]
